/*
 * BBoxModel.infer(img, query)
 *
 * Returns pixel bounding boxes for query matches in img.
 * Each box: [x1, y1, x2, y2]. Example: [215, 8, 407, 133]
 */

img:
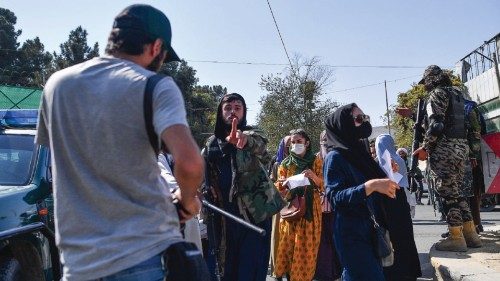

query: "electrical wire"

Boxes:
[329, 74, 422, 94]
[265, 0, 294, 71]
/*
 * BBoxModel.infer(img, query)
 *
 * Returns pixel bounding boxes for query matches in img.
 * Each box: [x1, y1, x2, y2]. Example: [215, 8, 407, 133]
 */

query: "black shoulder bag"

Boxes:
[144, 74, 211, 281]
[366, 200, 394, 267]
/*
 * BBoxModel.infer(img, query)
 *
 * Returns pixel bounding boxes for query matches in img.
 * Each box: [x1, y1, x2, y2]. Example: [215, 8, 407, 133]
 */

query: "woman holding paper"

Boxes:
[375, 134, 421, 281]
[274, 129, 323, 281]
[323, 104, 399, 281]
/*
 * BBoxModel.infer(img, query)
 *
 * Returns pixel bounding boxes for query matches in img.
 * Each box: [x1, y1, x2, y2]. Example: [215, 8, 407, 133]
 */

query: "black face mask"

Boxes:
[355, 122, 372, 139]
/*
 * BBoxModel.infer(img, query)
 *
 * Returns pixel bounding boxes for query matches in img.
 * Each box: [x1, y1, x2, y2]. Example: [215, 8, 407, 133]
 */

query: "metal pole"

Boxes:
[384, 80, 392, 135]
[493, 53, 500, 98]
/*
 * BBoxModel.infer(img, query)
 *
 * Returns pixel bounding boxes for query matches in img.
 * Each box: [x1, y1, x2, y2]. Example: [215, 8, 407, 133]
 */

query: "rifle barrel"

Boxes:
[201, 200, 266, 236]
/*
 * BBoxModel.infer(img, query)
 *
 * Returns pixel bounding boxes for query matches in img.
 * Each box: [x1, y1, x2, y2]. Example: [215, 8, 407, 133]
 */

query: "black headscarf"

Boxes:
[324, 103, 386, 180]
[214, 93, 252, 139]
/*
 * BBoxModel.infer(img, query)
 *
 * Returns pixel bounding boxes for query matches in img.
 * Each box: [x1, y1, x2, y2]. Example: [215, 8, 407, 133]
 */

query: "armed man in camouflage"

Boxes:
[464, 96, 486, 233]
[413, 65, 482, 252]
[202, 93, 285, 281]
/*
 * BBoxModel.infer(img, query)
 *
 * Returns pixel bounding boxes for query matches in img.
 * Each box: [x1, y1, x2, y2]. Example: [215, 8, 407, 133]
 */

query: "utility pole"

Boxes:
[384, 80, 391, 135]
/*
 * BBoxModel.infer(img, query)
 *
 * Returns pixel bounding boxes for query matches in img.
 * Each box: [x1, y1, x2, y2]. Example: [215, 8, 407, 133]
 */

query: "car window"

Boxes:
[0, 134, 36, 185]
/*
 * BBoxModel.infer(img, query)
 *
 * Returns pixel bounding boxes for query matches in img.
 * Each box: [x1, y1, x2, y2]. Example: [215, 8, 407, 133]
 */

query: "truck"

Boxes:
[0, 109, 61, 281]
[456, 32, 500, 210]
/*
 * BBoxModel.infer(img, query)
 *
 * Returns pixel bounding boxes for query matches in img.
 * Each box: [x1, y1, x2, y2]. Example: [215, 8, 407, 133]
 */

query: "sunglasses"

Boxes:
[353, 114, 370, 123]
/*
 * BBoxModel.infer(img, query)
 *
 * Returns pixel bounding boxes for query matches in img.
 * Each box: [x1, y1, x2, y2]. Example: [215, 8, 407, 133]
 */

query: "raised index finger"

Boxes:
[230, 118, 238, 139]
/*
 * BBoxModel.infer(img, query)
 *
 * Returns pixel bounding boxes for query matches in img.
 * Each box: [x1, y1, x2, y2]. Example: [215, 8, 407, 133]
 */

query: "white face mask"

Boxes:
[290, 143, 306, 155]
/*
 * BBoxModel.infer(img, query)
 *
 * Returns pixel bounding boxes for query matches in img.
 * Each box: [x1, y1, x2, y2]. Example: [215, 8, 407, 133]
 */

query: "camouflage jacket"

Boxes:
[202, 128, 286, 224]
[423, 86, 465, 152]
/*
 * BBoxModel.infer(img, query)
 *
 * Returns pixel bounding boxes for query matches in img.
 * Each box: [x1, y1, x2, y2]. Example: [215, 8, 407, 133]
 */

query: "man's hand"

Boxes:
[395, 107, 413, 118]
[412, 147, 428, 161]
[173, 189, 202, 223]
[225, 118, 247, 149]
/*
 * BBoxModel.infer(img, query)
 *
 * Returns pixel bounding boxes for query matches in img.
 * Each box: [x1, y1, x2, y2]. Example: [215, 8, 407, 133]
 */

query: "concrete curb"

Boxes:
[430, 226, 500, 281]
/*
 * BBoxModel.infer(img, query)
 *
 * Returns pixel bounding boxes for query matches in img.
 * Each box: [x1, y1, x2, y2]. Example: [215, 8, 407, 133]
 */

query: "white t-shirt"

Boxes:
[36, 56, 187, 280]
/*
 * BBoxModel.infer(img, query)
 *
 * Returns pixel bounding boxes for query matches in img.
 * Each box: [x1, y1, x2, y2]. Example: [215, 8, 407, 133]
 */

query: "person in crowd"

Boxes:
[35, 4, 203, 280]
[268, 135, 290, 280]
[464, 97, 486, 233]
[369, 139, 377, 159]
[269, 136, 291, 182]
[397, 148, 418, 216]
[158, 151, 203, 251]
[202, 93, 285, 281]
[274, 129, 323, 281]
[375, 134, 422, 281]
[314, 130, 342, 281]
[323, 103, 399, 281]
[397, 148, 425, 205]
[413, 65, 482, 251]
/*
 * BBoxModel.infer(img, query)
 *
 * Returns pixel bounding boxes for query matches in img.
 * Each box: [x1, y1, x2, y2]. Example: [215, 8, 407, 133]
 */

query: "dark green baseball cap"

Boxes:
[113, 4, 180, 62]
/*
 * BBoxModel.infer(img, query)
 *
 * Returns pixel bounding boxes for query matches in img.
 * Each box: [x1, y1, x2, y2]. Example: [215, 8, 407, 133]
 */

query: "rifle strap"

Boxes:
[144, 74, 166, 155]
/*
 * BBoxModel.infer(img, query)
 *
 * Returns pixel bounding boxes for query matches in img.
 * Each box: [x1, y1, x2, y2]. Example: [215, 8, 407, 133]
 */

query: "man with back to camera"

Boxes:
[36, 4, 204, 280]
[413, 65, 482, 252]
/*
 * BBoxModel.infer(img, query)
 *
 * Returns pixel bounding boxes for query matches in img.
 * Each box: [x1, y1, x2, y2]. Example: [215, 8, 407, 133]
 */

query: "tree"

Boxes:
[159, 60, 224, 146]
[258, 56, 338, 153]
[0, 8, 22, 85]
[13, 37, 53, 87]
[393, 70, 465, 148]
[54, 26, 99, 70]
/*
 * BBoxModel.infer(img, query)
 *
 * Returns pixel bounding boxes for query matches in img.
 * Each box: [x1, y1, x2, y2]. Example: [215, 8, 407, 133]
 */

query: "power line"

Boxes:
[186, 60, 429, 69]
[265, 0, 294, 70]
[329, 74, 422, 94]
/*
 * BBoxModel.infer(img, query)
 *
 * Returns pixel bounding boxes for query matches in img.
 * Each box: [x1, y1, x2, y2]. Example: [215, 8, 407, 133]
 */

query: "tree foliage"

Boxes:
[258, 56, 338, 153]
[393, 70, 465, 148]
[54, 26, 99, 70]
[14, 37, 54, 87]
[0, 8, 22, 85]
[160, 60, 226, 146]
[0, 8, 224, 147]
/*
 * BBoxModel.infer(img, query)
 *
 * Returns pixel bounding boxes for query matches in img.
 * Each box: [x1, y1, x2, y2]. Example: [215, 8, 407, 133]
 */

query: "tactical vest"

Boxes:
[443, 87, 466, 139]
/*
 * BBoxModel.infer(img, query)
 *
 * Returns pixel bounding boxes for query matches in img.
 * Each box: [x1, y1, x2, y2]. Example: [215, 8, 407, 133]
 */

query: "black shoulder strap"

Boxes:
[144, 74, 166, 155]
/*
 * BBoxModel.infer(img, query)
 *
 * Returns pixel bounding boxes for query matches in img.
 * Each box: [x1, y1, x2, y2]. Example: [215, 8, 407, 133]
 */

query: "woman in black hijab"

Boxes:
[323, 103, 399, 281]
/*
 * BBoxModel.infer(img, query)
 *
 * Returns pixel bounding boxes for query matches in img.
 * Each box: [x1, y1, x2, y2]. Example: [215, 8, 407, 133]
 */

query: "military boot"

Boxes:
[463, 221, 483, 248]
[435, 226, 467, 252]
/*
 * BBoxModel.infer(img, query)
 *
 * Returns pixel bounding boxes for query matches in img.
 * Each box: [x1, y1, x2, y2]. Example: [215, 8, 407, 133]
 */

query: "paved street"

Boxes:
[413, 196, 499, 281]
[267, 194, 500, 281]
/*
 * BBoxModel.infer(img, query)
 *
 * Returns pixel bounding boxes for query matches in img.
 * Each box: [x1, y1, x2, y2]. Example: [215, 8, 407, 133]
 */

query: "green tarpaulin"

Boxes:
[0, 85, 42, 109]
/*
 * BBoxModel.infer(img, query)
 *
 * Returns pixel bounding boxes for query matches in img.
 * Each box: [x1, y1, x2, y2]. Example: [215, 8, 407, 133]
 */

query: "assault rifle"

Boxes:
[201, 196, 266, 281]
[409, 99, 426, 192]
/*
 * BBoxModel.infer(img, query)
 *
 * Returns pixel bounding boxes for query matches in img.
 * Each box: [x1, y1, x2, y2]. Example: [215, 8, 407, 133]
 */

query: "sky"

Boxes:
[3, 0, 499, 127]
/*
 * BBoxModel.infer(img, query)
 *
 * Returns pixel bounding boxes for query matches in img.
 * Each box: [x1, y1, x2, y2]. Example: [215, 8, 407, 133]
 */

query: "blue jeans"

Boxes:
[96, 254, 166, 281]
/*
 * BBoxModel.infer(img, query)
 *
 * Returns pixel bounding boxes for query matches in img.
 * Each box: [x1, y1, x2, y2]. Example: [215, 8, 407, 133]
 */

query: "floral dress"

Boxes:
[274, 155, 323, 281]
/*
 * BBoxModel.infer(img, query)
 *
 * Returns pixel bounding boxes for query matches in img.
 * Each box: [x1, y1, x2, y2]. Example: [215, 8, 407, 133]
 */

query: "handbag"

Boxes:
[164, 241, 211, 281]
[367, 202, 394, 267]
[280, 187, 306, 222]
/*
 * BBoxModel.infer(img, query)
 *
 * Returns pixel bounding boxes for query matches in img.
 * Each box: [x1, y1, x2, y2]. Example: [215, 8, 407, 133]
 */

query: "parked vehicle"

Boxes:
[0, 109, 60, 281]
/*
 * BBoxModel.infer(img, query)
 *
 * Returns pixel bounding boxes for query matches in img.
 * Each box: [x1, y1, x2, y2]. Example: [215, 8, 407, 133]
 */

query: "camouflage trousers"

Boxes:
[428, 139, 473, 227]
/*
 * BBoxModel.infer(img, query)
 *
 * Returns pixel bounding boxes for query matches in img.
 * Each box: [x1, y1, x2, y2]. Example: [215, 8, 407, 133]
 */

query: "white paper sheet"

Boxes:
[283, 173, 311, 189]
[381, 150, 403, 184]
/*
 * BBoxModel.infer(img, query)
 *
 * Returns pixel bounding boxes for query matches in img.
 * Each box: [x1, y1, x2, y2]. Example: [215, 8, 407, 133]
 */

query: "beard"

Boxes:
[146, 51, 165, 72]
